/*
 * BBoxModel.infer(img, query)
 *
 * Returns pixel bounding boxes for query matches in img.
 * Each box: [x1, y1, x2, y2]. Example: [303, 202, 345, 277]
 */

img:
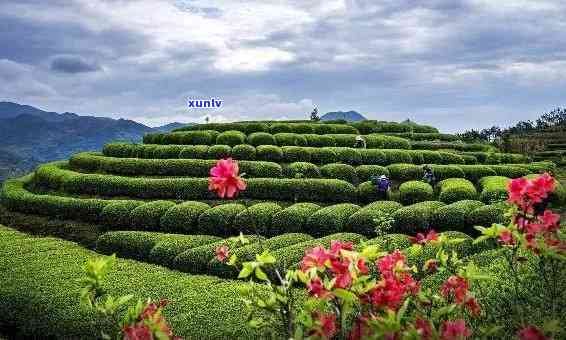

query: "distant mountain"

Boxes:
[154, 122, 191, 132]
[0, 102, 194, 182]
[320, 110, 367, 122]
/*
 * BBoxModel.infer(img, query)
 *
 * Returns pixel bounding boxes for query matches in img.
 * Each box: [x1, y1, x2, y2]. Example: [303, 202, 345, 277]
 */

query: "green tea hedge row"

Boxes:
[0, 226, 279, 339]
[384, 132, 460, 141]
[33, 163, 358, 203]
[173, 121, 359, 134]
[145, 131, 412, 149]
[410, 141, 491, 152]
[436, 178, 478, 203]
[350, 121, 438, 134]
[103, 142, 528, 166]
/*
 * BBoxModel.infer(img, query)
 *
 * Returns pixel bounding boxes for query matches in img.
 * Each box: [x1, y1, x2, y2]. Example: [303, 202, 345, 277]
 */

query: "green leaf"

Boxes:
[227, 254, 238, 266]
[255, 267, 269, 281]
[256, 250, 276, 265]
[238, 263, 254, 279]
[333, 289, 357, 303]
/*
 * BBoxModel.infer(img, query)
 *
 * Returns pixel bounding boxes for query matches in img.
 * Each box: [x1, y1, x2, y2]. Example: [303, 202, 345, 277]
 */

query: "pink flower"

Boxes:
[498, 229, 515, 245]
[440, 319, 471, 339]
[307, 277, 331, 298]
[540, 210, 560, 232]
[517, 325, 548, 340]
[215, 245, 229, 263]
[424, 259, 439, 273]
[309, 312, 338, 339]
[300, 246, 331, 271]
[464, 296, 481, 316]
[330, 240, 353, 255]
[409, 230, 439, 245]
[507, 174, 555, 213]
[123, 324, 152, 340]
[208, 158, 246, 198]
[441, 276, 469, 304]
[357, 258, 369, 275]
[415, 318, 433, 340]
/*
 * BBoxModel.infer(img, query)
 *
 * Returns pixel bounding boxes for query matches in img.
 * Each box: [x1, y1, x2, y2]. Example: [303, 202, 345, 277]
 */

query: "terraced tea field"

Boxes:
[1, 119, 565, 338]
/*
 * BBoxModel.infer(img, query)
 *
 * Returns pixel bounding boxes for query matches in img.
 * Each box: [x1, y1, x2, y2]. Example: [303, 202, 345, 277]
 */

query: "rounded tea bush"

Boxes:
[304, 134, 335, 147]
[347, 201, 403, 237]
[356, 165, 389, 183]
[271, 203, 321, 234]
[310, 148, 337, 164]
[307, 203, 361, 237]
[179, 145, 209, 159]
[460, 165, 497, 183]
[431, 200, 485, 232]
[130, 200, 176, 231]
[430, 165, 465, 181]
[282, 146, 311, 163]
[391, 201, 446, 233]
[387, 163, 424, 181]
[320, 163, 357, 183]
[256, 145, 283, 162]
[197, 203, 247, 236]
[360, 149, 387, 165]
[207, 144, 232, 159]
[285, 162, 321, 178]
[269, 123, 292, 134]
[231, 144, 256, 160]
[100, 200, 145, 229]
[274, 133, 307, 147]
[467, 203, 508, 228]
[233, 202, 283, 236]
[399, 181, 434, 205]
[437, 178, 478, 203]
[160, 201, 211, 233]
[247, 132, 276, 146]
[216, 130, 246, 146]
[330, 147, 362, 165]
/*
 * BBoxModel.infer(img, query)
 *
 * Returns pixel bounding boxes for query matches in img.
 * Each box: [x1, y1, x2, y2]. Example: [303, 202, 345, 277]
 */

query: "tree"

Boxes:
[310, 107, 320, 121]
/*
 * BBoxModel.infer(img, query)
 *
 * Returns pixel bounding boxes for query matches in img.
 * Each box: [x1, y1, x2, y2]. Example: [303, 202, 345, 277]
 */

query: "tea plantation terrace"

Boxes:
[1, 118, 564, 338]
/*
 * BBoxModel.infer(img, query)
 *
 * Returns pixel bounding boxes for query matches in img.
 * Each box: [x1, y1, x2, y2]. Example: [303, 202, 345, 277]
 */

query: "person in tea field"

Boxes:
[371, 174, 391, 200]
[422, 165, 437, 186]
[354, 135, 366, 149]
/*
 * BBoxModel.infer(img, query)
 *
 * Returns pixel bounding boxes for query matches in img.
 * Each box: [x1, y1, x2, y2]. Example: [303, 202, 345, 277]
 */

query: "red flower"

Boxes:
[330, 240, 353, 255]
[208, 158, 246, 198]
[376, 250, 406, 276]
[464, 296, 481, 316]
[441, 276, 469, 304]
[307, 277, 331, 298]
[409, 230, 439, 245]
[215, 245, 229, 263]
[123, 324, 152, 340]
[424, 259, 439, 273]
[348, 316, 369, 340]
[540, 210, 560, 232]
[357, 258, 369, 275]
[415, 318, 433, 340]
[440, 319, 471, 339]
[507, 174, 555, 213]
[309, 312, 338, 339]
[300, 246, 331, 271]
[498, 229, 515, 245]
[517, 325, 548, 340]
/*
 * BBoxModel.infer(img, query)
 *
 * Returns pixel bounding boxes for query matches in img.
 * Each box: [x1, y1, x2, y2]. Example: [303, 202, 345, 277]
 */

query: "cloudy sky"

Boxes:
[1, 0, 565, 132]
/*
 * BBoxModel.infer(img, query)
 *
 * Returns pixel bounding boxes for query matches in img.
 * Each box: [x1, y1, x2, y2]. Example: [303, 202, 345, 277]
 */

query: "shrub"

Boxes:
[285, 162, 321, 178]
[100, 200, 145, 229]
[282, 146, 311, 162]
[419, 150, 443, 164]
[239, 160, 283, 178]
[96, 231, 165, 260]
[320, 163, 357, 183]
[290, 123, 314, 134]
[437, 178, 478, 203]
[485, 153, 502, 164]
[519, 161, 556, 175]
[438, 151, 465, 164]
[407, 150, 425, 164]
[357, 181, 391, 203]
[306, 203, 361, 237]
[328, 134, 357, 147]
[149, 234, 222, 267]
[244, 178, 357, 203]
[274, 133, 307, 147]
[231, 144, 256, 160]
[331, 124, 359, 134]
[154, 145, 185, 159]
[216, 130, 246, 146]
[399, 181, 434, 205]
[479, 176, 510, 203]
[431, 200, 485, 232]
[460, 165, 497, 183]
[313, 124, 336, 134]
[310, 148, 337, 164]
[386, 163, 424, 181]
[461, 154, 478, 164]
[304, 134, 335, 147]
[328, 147, 362, 165]
[467, 203, 508, 228]
[233, 203, 283, 236]
[172, 235, 263, 274]
[269, 123, 292, 134]
[247, 132, 276, 146]
[174, 131, 217, 145]
[362, 233, 411, 252]
[360, 149, 387, 165]
[405, 231, 474, 268]
[489, 165, 531, 178]
[271, 203, 321, 234]
[209, 233, 314, 278]
[355, 165, 389, 182]
[129, 200, 176, 231]
[382, 150, 412, 164]
[159, 201, 211, 233]
[366, 134, 410, 149]
[430, 165, 465, 181]
[256, 145, 283, 162]
[208, 144, 232, 159]
[197, 203, 247, 236]
[347, 201, 403, 237]
[391, 201, 446, 233]
[179, 145, 209, 159]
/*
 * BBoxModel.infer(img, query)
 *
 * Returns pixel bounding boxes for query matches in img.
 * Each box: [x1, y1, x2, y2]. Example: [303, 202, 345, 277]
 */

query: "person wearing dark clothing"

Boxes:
[354, 135, 366, 149]
[422, 165, 437, 186]
[371, 175, 390, 200]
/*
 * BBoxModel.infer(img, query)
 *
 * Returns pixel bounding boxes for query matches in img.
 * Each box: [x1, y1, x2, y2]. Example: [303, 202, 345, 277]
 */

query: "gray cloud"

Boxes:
[49, 55, 101, 73]
[0, 0, 565, 131]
